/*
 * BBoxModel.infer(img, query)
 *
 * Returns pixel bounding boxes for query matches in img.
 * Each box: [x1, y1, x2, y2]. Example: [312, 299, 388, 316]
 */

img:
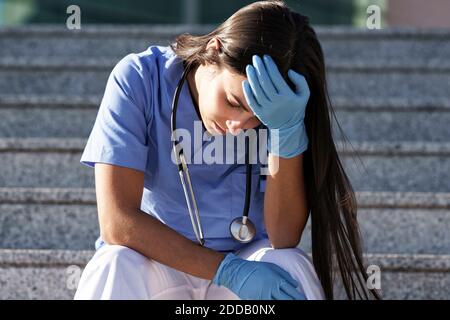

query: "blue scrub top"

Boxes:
[81, 45, 269, 253]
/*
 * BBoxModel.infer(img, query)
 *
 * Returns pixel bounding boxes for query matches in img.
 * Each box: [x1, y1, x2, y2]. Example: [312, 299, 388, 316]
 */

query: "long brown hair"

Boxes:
[170, 0, 381, 300]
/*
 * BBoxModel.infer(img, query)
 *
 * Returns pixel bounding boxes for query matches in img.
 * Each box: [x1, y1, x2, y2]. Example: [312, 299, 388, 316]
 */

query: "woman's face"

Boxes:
[194, 64, 261, 136]
[187, 38, 261, 136]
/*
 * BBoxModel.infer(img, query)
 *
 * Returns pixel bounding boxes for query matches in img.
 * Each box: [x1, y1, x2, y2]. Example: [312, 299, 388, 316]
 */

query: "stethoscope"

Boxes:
[171, 61, 256, 246]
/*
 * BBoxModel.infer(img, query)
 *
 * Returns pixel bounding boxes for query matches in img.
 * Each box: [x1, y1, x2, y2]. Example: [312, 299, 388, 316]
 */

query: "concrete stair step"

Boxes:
[0, 138, 449, 192]
[3, 91, 450, 108]
[333, 106, 450, 143]
[0, 248, 448, 299]
[0, 25, 449, 64]
[299, 191, 450, 255]
[1, 188, 450, 255]
[0, 57, 450, 97]
[0, 188, 98, 250]
[3, 56, 450, 71]
[1, 61, 448, 98]
[1, 95, 449, 142]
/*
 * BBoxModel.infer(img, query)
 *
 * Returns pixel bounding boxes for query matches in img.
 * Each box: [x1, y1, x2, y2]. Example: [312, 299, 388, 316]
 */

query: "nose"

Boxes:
[226, 115, 259, 135]
[226, 119, 244, 135]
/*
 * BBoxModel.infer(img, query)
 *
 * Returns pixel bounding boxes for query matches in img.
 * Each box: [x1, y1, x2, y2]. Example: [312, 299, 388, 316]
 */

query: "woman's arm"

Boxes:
[264, 153, 308, 249]
[95, 163, 225, 280]
[241, 55, 310, 249]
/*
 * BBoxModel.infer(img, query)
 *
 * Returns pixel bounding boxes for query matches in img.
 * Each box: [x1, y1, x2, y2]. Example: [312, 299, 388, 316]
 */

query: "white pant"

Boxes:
[74, 238, 325, 300]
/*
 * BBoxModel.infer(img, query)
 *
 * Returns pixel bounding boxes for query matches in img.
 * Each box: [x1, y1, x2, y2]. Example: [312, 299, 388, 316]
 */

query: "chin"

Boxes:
[209, 121, 226, 136]
[209, 129, 224, 136]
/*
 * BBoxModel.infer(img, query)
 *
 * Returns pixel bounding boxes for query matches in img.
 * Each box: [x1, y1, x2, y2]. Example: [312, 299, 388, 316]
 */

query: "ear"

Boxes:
[206, 37, 222, 52]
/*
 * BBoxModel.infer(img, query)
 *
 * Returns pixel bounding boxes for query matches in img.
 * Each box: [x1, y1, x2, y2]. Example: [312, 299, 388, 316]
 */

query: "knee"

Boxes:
[259, 247, 314, 273]
[97, 244, 150, 269]
[251, 247, 325, 300]
[274, 247, 309, 261]
[258, 246, 300, 260]
[75, 245, 154, 299]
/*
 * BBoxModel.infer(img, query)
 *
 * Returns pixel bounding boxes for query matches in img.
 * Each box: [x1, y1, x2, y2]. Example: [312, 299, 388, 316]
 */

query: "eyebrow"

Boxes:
[231, 92, 250, 112]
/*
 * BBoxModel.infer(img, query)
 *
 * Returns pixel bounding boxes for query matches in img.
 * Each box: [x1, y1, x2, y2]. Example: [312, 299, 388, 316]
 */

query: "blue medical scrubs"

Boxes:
[81, 45, 268, 253]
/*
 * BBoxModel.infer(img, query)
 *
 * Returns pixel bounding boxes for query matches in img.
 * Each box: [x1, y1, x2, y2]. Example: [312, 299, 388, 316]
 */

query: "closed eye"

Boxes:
[227, 99, 243, 110]
[230, 92, 250, 113]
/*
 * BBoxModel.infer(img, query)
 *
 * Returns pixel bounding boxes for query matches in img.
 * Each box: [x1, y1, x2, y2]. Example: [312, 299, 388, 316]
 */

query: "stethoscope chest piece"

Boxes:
[230, 216, 256, 243]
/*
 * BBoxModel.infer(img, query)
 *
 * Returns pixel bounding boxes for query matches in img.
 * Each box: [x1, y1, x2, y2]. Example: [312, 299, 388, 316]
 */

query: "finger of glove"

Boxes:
[263, 55, 290, 95]
[242, 80, 264, 121]
[288, 69, 310, 99]
[270, 266, 299, 288]
[246, 65, 270, 106]
[280, 282, 307, 300]
[271, 290, 295, 300]
[252, 55, 277, 97]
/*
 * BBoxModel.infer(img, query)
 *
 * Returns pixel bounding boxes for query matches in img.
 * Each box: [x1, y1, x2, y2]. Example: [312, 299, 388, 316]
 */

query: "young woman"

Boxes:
[74, 0, 380, 300]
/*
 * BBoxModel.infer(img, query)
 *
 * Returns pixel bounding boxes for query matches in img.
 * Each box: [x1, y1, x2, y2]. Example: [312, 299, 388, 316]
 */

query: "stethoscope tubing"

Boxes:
[171, 62, 205, 245]
[171, 61, 254, 246]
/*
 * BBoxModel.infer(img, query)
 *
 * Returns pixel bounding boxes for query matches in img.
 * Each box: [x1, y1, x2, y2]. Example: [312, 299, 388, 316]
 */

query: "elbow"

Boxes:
[100, 217, 132, 247]
[270, 242, 299, 250]
[101, 226, 122, 246]
[269, 234, 301, 249]
[101, 230, 117, 246]
[266, 221, 304, 249]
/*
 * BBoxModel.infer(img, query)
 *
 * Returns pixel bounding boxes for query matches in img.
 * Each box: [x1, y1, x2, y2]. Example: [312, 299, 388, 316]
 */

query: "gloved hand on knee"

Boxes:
[212, 253, 306, 300]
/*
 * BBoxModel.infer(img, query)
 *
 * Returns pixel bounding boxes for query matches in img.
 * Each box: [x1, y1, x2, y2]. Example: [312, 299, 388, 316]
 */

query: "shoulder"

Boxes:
[112, 45, 174, 80]
[107, 45, 172, 108]
[111, 46, 164, 86]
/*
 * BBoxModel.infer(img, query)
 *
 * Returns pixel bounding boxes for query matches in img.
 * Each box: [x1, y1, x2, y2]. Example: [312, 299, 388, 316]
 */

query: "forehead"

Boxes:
[221, 67, 246, 92]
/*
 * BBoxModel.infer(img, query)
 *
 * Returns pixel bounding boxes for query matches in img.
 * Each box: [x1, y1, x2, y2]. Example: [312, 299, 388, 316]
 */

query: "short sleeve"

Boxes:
[80, 53, 153, 172]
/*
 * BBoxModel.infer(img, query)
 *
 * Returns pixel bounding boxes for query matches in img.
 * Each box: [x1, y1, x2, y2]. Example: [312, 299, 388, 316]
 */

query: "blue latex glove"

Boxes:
[242, 54, 310, 158]
[212, 253, 306, 300]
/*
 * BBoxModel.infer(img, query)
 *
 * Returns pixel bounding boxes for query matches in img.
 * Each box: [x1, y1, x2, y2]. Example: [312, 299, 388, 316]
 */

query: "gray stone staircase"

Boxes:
[0, 25, 449, 299]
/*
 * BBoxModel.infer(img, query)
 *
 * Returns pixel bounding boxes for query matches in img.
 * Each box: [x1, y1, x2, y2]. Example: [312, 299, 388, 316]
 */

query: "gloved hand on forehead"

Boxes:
[242, 54, 310, 158]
